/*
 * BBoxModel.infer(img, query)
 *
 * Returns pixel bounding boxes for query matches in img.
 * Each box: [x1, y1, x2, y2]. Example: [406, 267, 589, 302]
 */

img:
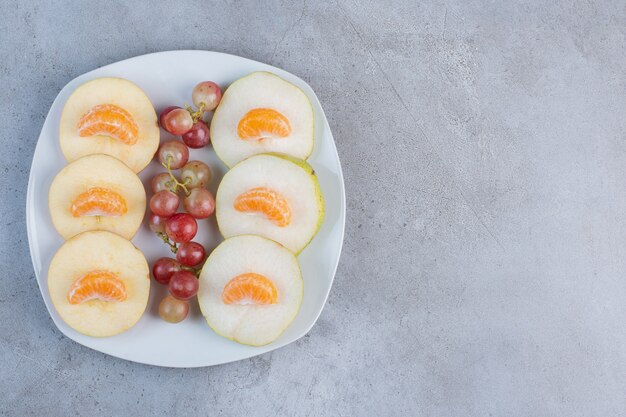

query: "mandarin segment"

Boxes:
[67, 270, 127, 305]
[222, 273, 278, 305]
[233, 187, 291, 227]
[237, 108, 291, 140]
[77, 104, 139, 145]
[71, 187, 128, 217]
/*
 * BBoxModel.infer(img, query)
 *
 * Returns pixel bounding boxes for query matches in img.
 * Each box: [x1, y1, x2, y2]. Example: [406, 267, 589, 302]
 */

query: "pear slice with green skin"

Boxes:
[198, 235, 303, 346]
[211, 72, 314, 168]
[216, 153, 324, 254]
[265, 152, 325, 252]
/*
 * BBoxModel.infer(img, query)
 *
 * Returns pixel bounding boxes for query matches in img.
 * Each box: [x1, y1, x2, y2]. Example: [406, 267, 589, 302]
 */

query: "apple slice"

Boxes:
[59, 77, 159, 173]
[48, 231, 150, 337]
[49, 154, 146, 240]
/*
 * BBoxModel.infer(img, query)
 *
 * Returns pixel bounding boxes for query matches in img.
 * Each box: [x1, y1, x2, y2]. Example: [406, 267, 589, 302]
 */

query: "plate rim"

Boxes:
[26, 50, 346, 367]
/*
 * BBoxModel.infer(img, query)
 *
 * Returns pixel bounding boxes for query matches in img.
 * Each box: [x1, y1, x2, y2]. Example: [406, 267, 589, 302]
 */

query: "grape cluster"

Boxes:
[149, 81, 222, 323]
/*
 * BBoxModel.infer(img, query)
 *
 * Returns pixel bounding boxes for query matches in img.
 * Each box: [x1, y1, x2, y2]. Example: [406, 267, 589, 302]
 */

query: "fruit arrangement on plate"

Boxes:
[47, 71, 324, 346]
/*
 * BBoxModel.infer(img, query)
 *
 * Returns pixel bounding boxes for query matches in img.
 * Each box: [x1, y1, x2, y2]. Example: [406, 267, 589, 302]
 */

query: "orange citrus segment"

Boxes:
[233, 187, 291, 227]
[71, 187, 128, 217]
[237, 108, 291, 140]
[67, 270, 127, 304]
[222, 273, 278, 305]
[77, 104, 139, 145]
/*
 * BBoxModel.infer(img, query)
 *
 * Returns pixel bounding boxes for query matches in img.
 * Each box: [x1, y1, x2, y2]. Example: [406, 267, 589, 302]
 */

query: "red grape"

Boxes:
[180, 161, 212, 189]
[169, 271, 199, 300]
[158, 140, 189, 169]
[184, 188, 215, 219]
[152, 257, 181, 285]
[148, 212, 167, 234]
[163, 108, 193, 135]
[150, 190, 179, 217]
[159, 106, 180, 129]
[176, 242, 206, 267]
[165, 213, 197, 242]
[151, 173, 173, 193]
[159, 295, 189, 323]
[192, 81, 222, 111]
[181, 120, 210, 148]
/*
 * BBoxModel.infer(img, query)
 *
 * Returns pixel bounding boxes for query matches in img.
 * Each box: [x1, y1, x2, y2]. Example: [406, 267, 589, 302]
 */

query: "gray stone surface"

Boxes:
[1, 0, 625, 415]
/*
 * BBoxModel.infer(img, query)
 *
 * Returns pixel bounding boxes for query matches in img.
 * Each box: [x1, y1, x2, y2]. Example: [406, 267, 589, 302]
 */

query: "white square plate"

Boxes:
[26, 50, 345, 367]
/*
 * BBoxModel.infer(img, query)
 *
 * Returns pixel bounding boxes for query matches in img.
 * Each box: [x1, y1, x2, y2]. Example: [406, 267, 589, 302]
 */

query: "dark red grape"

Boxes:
[176, 241, 206, 267]
[182, 120, 210, 148]
[169, 271, 199, 300]
[152, 257, 182, 285]
[165, 213, 197, 243]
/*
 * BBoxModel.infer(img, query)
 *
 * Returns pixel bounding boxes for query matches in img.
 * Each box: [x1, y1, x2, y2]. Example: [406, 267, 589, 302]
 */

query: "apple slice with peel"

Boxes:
[48, 154, 146, 240]
[59, 77, 159, 173]
[48, 231, 150, 337]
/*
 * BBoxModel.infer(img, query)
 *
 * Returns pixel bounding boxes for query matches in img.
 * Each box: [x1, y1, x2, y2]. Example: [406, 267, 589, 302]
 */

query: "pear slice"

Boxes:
[211, 72, 314, 167]
[216, 153, 324, 254]
[198, 235, 303, 346]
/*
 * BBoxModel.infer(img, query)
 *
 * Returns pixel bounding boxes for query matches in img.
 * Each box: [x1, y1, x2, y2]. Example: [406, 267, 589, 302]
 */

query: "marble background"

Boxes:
[1, 0, 625, 415]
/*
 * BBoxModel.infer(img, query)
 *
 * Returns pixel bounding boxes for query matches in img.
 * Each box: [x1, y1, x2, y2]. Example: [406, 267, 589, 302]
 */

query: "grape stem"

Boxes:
[185, 103, 206, 124]
[180, 264, 202, 277]
[192, 261, 204, 278]
[157, 232, 178, 254]
[154, 232, 205, 276]
[179, 257, 206, 277]
[162, 155, 191, 196]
